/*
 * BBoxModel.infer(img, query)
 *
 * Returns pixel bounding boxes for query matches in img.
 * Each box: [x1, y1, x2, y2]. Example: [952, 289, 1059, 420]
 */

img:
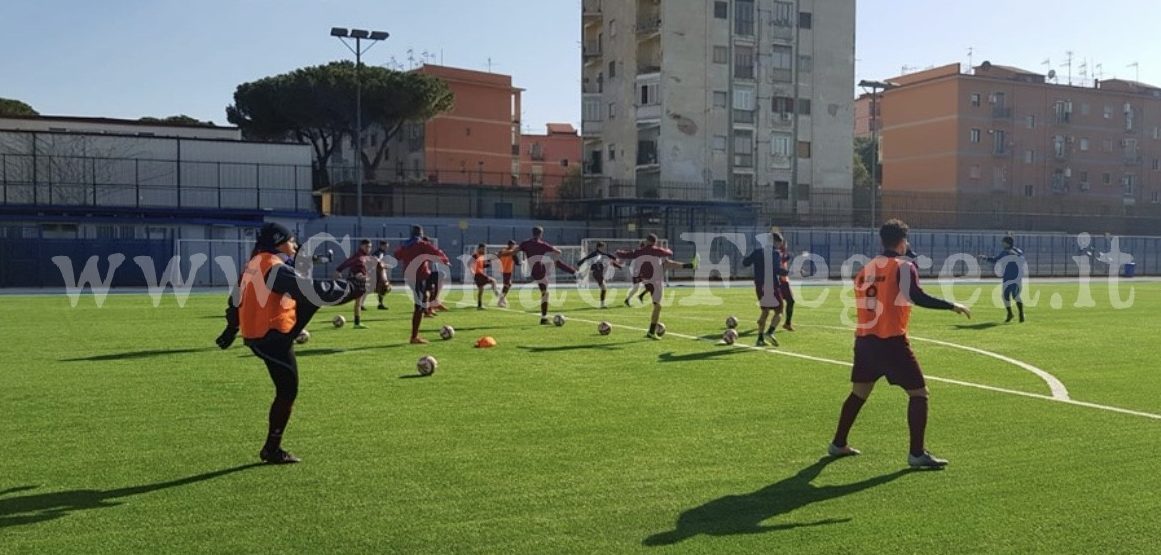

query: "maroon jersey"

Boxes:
[616, 245, 672, 281]
[335, 254, 369, 277]
[393, 239, 448, 283]
[518, 238, 559, 281]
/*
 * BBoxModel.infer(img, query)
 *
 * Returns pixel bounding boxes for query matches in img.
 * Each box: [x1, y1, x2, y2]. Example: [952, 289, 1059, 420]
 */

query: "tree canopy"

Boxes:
[138, 115, 214, 126]
[0, 98, 39, 117]
[226, 61, 454, 187]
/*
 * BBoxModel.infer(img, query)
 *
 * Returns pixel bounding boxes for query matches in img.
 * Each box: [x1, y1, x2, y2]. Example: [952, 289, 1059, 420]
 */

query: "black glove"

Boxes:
[216, 326, 238, 350]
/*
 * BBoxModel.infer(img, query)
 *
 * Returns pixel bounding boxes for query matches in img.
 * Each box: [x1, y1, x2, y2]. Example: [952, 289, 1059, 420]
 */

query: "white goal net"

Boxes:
[580, 238, 671, 284]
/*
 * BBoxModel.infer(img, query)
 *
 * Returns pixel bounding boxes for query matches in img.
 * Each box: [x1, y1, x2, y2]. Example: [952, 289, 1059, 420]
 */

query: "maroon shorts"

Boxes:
[531, 263, 548, 282]
[473, 273, 493, 287]
[779, 281, 794, 302]
[755, 283, 783, 310]
[502, 272, 513, 287]
[851, 336, 926, 390]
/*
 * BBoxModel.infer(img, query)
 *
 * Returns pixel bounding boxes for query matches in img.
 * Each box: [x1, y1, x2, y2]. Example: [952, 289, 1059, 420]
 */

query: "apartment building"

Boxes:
[879, 62, 1161, 230]
[580, 0, 855, 222]
[519, 123, 583, 202]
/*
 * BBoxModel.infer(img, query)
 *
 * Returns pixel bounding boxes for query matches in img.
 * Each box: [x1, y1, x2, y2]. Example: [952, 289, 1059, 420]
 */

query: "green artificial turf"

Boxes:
[1, 280, 1158, 553]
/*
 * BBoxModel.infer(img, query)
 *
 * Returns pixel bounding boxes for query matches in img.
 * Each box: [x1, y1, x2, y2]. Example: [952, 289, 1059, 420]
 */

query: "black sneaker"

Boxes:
[377, 304, 388, 310]
[540, 318, 550, 325]
[260, 447, 301, 465]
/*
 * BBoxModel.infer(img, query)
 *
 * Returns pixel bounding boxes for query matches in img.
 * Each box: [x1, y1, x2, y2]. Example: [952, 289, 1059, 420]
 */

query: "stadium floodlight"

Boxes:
[329, 26, 390, 237]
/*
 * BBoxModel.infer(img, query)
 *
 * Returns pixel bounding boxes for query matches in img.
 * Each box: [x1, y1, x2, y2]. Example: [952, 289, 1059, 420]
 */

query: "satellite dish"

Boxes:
[1048, 69, 1057, 80]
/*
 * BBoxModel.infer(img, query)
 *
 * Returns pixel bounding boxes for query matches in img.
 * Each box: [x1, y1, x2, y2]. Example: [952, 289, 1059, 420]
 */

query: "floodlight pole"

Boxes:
[859, 80, 891, 230]
[332, 28, 388, 237]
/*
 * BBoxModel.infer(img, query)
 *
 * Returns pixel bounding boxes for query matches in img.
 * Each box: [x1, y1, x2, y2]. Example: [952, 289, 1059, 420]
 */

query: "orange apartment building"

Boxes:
[519, 123, 582, 203]
[878, 62, 1161, 231]
[376, 64, 523, 187]
[854, 93, 880, 139]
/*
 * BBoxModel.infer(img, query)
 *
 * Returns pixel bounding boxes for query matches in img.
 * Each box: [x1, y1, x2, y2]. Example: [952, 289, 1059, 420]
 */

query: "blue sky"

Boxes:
[2, 0, 1158, 131]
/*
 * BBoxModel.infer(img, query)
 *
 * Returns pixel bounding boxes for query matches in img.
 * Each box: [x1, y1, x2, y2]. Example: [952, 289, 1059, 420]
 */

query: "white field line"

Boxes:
[487, 304, 1161, 422]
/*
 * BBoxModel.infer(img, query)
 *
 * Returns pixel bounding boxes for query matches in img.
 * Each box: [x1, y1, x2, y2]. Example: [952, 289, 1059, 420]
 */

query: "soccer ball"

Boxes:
[553, 314, 567, 327]
[655, 322, 667, 337]
[417, 355, 438, 376]
[722, 329, 738, 345]
[295, 330, 311, 344]
[598, 321, 612, 335]
[332, 315, 346, 328]
[725, 315, 739, 329]
[439, 325, 455, 340]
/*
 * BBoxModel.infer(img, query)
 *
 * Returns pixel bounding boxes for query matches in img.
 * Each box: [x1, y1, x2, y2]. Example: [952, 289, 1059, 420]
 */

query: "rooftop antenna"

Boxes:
[1128, 62, 1140, 82]
[967, 46, 974, 69]
[1079, 58, 1088, 86]
[1061, 51, 1074, 86]
[1096, 63, 1104, 82]
[487, 57, 497, 73]
[406, 48, 416, 69]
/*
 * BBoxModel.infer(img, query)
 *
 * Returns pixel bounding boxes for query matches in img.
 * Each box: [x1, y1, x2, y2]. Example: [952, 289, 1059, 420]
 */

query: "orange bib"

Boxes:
[239, 252, 297, 339]
[854, 256, 910, 339]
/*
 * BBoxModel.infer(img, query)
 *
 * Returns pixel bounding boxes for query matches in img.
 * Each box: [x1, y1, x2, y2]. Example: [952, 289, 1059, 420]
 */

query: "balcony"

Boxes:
[637, 103, 661, 122]
[771, 24, 794, 41]
[770, 112, 794, 128]
[583, 0, 601, 20]
[1124, 155, 1143, 166]
[636, 16, 661, 38]
[583, 41, 602, 61]
[582, 120, 603, 139]
[638, 62, 661, 75]
[992, 106, 1012, 119]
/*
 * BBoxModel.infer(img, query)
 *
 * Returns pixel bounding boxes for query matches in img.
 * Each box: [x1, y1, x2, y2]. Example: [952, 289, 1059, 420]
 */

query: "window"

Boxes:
[1123, 175, 1137, 196]
[1024, 149, 1035, 164]
[993, 130, 1006, 154]
[608, 61, 616, 78]
[1126, 105, 1136, 131]
[970, 93, 981, 107]
[771, 134, 792, 155]
[796, 183, 811, 201]
[1053, 136, 1066, 158]
[713, 1, 728, 19]
[798, 55, 813, 74]
[797, 141, 812, 159]
[1104, 105, 1113, 119]
[970, 128, 981, 143]
[608, 144, 616, 161]
[734, 131, 754, 167]
[772, 2, 794, 26]
[1026, 115, 1036, 129]
[993, 166, 1007, 187]
[1079, 138, 1089, 151]
[713, 135, 727, 151]
[774, 181, 790, 200]
[733, 86, 755, 110]
[734, 45, 755, 79]
[733, 174, 755, 200]
[970, 165, 981, 179]
[1025, 185, 1035, 197]
[1079, 170, 1089, 183]
[713, 45, 729, 64]
[639, 81, 658, 105]
[1154, 127, 1161, 140]
[797, 98, 812, 115]
[798, 11, 813, 29]
[772, 96, 795, 114]
[771, 45, 793, 70]
[1103, 172, 1112, 185]
[561, 159, 569, 167]
[1154, 191, 1161, 204]
[735, 0, 755, 35]
[1080, 103, 1090, 116]
[1154, 159, 1160, 171]
[609, 19, 616, 37]
[583, 96, 602, 121]
[713, 91, 729, 108]
[608, 103, 616, 119]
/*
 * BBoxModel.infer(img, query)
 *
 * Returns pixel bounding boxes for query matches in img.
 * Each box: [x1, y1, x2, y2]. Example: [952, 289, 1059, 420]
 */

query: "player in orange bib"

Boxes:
[496, 240, 518, 308]
[234, 223, 363, 464]
[829, 219, 971, 469]
[471, 243, 501, 309]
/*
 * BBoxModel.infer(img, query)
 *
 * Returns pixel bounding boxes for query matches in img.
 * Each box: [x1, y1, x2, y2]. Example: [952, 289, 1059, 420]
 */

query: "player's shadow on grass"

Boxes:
[658, 348, 752, 363]
[61, 347, 215, 362]
[643, 457, 911, 546]
[295, 344, 410, 357]
[518, 341, 638, 354]
[953, 322, 1002, 330]
[0, 463, 262, 529]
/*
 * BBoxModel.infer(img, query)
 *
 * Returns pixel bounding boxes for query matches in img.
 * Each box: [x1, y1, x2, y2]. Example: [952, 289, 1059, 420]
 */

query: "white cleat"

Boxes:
[827, 443, 861, 458]
[908, 451, 949, 469]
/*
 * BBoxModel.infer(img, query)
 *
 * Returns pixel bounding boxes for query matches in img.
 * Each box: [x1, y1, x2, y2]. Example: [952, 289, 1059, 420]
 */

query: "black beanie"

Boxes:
[256, 222, 293, 251]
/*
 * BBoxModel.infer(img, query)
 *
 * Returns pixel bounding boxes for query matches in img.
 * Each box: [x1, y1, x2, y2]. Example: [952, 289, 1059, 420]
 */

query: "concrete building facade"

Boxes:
[519, 123, 583, 203]
[581, 0, 855, 223]
[878, 62, 1161, 230]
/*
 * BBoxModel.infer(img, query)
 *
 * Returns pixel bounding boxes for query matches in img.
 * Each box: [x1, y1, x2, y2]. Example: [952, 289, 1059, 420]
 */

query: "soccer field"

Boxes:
[2, 281, 1159, 553]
